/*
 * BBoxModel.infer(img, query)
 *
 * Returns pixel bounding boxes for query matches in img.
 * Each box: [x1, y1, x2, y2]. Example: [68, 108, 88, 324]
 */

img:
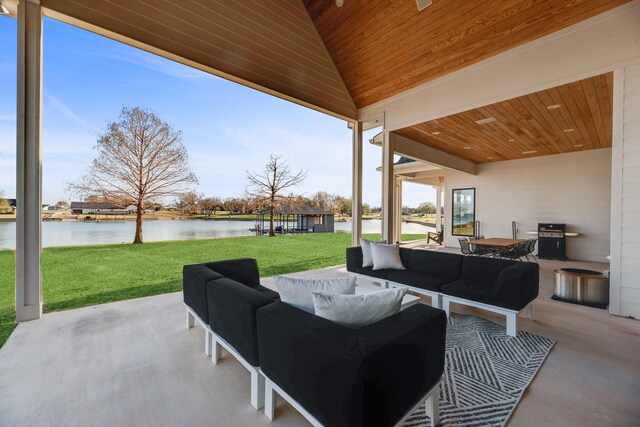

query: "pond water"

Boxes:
[0, 219, 432, 249]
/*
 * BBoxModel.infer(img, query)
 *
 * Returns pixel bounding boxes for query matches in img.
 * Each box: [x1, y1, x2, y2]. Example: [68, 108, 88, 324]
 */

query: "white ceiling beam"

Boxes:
[390, 132, 477, 175]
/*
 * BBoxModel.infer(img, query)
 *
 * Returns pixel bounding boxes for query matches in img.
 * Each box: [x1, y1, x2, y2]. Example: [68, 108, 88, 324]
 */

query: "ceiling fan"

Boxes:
[335, 0, 432, 11]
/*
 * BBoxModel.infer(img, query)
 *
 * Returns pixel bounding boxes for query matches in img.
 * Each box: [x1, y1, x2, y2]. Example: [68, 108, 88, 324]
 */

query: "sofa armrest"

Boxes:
[357, 305, 446, 426]
[205, 258, 261, 287]
[493, 262, 539, 310]
[346, 246, 363, 272]
[208, 277, 276, 367]
[182, 264, 224, 323]
[257, 302, 446, 427]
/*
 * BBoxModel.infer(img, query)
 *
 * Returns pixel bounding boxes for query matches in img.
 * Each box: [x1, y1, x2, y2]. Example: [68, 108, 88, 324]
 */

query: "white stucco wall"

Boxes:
[610, 64, 640, 318]
[444, 149, 612, 263]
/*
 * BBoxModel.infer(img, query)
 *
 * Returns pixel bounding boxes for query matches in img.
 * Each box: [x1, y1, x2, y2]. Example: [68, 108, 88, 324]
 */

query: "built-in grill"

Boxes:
[538, 223, 566, 260]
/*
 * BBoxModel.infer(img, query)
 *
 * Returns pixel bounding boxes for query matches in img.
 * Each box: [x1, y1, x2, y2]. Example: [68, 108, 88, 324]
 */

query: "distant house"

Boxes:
[70, 202, 128, 215]
[255, 205, 334, 235]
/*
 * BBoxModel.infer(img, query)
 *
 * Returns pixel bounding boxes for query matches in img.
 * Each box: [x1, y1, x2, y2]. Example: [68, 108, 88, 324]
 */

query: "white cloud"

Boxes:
[44, 90, 98, 133]
[95, 47, 217, 81]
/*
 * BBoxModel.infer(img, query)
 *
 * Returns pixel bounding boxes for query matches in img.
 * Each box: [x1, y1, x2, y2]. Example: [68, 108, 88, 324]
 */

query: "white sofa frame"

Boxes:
[186, 303, 264, 410]
[348, 274, 534, 337]
[443, 295, 534, 337]
[263, 373, 441, 427]
[185, 304, 212, 356]
[211, 331, 265, 410]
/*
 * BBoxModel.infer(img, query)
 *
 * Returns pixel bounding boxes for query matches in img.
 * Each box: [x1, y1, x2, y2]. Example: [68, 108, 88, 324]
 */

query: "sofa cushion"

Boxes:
[205, 258, 261, 287]
[257, 302, 446, 427]
[312, 288, 407, 328]
[347, 247, 411, 278]
[405, 249, 463, 284]
[442, 279, 512, 310]
[274, 276, 356, 313]
[360, 238, 386, 267]
[460, 256, 518, 285]
[207, 277, 278, 366]
[183, 264, 224, 323]
[386, 270, 448, 292]
[371, 243, 405, 270]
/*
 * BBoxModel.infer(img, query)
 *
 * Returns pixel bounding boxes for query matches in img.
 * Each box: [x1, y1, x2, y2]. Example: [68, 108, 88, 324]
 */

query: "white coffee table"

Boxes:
[355, 282, 420, 310]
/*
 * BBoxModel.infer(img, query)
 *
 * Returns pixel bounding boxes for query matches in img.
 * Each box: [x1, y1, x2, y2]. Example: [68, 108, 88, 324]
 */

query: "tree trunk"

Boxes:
[133, 203, 144, 244]
[269, 196, 275, 237]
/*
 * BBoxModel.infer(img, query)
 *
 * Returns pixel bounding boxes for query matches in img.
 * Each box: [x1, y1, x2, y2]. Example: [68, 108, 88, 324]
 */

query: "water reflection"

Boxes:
[0, 219, 432, 249]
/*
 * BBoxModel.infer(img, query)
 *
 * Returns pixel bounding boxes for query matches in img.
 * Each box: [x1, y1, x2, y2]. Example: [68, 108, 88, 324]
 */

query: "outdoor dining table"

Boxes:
[470, 238, 529, 256]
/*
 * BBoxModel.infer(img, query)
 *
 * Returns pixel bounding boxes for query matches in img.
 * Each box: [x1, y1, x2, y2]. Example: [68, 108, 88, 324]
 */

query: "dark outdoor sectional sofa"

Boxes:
[346, 246, 539, 336]
[183, 258, 446, 426]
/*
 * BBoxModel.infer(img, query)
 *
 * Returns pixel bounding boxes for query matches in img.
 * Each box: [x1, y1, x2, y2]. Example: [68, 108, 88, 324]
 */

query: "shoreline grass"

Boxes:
[0, 233, 424, 348]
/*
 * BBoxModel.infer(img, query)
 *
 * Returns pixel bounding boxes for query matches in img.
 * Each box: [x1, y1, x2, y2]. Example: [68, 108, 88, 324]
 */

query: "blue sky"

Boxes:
[0, 16, 434, 207]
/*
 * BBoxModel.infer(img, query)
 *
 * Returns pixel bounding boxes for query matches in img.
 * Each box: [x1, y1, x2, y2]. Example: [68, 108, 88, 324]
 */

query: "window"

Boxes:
[452, 188, 475, 237]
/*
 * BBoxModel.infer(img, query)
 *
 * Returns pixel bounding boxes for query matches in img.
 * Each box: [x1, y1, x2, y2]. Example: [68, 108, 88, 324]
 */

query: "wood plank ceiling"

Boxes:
[304, 0, 630, 108]
[394, 73, 613, 164]
[40, 0, 357, 120]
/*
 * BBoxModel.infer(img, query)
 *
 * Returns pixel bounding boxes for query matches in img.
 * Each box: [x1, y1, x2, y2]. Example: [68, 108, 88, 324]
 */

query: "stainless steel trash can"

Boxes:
[553, 268, 609, 308]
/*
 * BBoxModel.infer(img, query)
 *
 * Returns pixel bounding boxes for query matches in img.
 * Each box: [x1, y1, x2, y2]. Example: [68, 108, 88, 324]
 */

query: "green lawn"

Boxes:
[0, 233, 423, 348]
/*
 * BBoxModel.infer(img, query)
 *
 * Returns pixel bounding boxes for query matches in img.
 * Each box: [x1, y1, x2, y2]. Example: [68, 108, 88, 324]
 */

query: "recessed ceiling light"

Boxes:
[486, 156, 494, 160]
[475, 117, 497, 125]
[547, 104, 561, 110]
[563, 128, 575, 132]
[574, 144, 583, 148]
[508, 139, 515, 142]
[431, 131, 441, 135]
[522, 150, 537, 155]
[463, 146, 471, 150]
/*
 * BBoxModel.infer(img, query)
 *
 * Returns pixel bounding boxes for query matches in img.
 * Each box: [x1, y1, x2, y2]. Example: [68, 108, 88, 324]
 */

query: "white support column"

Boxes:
[395, 177, 403, 242]
[435, 184, 442, 231]
[351, 121, 363, 247]
[382, 131, 395, 243]
[15, 0, 43, 322]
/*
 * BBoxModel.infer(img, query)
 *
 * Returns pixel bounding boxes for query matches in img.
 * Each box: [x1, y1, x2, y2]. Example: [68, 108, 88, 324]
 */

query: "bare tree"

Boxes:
[0, 190, 11, 214]
[309, 191, 336, 212]
[68, 107, 198, 243]
[200, 196, 224, 217]
[175, 192, 202, 216]
[246, 154, 307, 236]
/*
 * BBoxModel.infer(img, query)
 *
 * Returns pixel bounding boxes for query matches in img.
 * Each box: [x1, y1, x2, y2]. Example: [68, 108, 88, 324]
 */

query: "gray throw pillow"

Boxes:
[312, 288, 407, 328]
[360, 238, 387, 268]
[274, 276, 356, 313]
[370, 242, 405, 270]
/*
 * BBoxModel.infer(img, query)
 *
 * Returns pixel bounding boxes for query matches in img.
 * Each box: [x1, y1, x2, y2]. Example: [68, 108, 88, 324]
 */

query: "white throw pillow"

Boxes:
[370, 243, 405, 270]
[312, 288, 407, 328]
[360, 238, 387, 267]
[274, 276, 356, 313]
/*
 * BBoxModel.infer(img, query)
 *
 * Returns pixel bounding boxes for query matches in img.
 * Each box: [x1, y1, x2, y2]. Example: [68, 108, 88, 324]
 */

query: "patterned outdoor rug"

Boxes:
[403, 315, 555, 427]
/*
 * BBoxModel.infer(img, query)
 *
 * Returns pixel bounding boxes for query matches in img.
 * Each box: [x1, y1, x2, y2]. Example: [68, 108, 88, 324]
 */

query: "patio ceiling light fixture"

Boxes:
[463, 146, 471, 150]
[522, 150, 537, 154]
[508, 139, 515, 142]
[431, 131, 441, 135]
[563, 128, 575, 132]
[547, 104, 562, 110]
[574, 144, 583, 148]
[0, 1, 9, 15]
[475, 117, 497, 125]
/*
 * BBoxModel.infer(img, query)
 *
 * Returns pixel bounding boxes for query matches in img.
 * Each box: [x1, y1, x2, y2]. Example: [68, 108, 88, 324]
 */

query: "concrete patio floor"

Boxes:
[1, 254, 639, 427]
